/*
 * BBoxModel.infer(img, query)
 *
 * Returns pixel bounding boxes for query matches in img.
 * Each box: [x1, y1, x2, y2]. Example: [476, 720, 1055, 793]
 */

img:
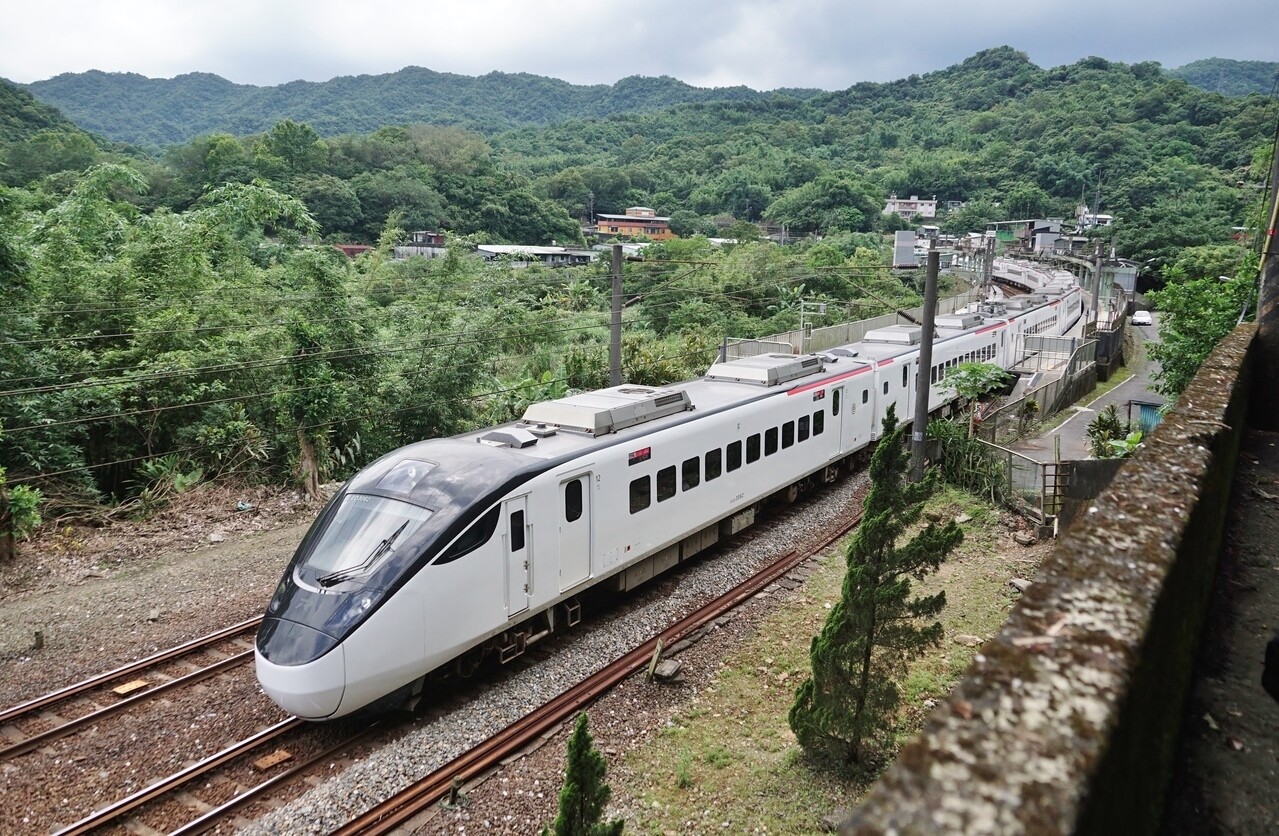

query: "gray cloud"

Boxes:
[1, 0, 1274, 90]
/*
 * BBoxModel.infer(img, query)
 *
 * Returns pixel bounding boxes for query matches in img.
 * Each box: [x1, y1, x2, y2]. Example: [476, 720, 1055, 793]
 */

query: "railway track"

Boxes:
[11, 481, 861, 835]
[0, 617, 263, 760]
[334, 497, 865, 835]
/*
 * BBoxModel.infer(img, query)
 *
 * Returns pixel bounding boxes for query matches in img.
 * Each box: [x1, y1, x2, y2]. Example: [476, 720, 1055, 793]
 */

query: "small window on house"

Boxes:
[727, 441, 743, 471]
[798, 415, 810, 442]
[706, 448, 723, 481]
[782, 421, 795, 449]
[764, 427, 779, 456]
[682, 457, 700, 491]
[629, 476, 650, 514]
[813, 410, 824, 435]
[564, 479, 583, 523]
[747, 433, 761, 463]
[657, 466, 677, 501]
[510, 510, 525, 552]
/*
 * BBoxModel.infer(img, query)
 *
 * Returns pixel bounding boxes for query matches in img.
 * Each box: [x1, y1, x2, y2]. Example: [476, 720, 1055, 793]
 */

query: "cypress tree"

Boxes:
[545, 712, 624, 836]
[789, 405, 963, 766]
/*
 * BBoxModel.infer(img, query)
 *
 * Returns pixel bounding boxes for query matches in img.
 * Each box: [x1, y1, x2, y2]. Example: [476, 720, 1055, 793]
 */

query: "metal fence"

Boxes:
[979, 441, 1062, 522]
[976, 338, 1097, 447]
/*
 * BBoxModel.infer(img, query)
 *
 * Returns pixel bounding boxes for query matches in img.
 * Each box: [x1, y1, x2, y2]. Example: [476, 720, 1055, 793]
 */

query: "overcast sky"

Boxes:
[2, 1, 1275, 90]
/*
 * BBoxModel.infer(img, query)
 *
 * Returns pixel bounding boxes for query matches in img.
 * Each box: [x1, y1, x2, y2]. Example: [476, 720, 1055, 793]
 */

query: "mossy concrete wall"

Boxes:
[841, 324, 1256, 835]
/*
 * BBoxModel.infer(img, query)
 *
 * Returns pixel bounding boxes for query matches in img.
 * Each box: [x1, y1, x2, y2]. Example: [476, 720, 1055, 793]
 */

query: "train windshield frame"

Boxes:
[300, 493, 433, 582]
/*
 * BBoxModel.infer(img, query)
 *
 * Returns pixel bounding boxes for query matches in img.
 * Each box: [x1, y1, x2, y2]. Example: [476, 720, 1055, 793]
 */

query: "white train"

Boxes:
[256, 283, 1083, 719]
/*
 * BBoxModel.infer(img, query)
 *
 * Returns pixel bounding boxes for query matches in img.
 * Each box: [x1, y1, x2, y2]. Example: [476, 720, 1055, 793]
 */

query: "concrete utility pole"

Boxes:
[1091, 242, 1104, 327]
[910, 246, 940, 481]
[610, 244, 623, 387]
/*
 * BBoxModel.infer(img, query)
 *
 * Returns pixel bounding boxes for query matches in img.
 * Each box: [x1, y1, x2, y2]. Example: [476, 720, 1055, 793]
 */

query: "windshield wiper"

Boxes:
[318, 520, 409, 588]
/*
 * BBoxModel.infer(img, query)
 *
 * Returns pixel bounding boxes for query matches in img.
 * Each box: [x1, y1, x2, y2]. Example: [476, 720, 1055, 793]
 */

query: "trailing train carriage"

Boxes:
[256, 284, 1083, 719]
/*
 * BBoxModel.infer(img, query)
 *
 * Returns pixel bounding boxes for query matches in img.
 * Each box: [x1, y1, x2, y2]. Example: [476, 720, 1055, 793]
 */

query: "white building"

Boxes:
[883, 194, 938, 220]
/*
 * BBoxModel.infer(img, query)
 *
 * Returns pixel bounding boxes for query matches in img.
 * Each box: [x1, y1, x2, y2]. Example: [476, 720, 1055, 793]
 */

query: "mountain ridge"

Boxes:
[20, 67, 824, 147]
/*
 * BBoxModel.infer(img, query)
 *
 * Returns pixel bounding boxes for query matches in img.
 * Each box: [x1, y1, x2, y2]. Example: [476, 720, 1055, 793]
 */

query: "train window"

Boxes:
[862, 389, 869, 404]
[813, 410, 824, 435]
[682, 457, 700, 491]
[883, 381, 889, 395]
[434, 505, 499, 565]
[782, 421, 795, 449]
[798, 415, 810, 442]
[706, 448, 723, 481]
[746, 433, 761, 463]
[657, 466, 677, 502]
[564, 479, 583, 523]
[629, 476, 651, 514]
[902, 366, 908, 388]
[833, 389, 841, 415]
[509, 510, 526, 552]
[764, 427, 779, 456]
[727, 440, 743, 471]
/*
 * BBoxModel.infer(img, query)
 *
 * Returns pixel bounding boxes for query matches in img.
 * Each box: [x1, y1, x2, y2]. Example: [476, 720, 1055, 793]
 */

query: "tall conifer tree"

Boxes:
[545, 712, 624, 836]
[789, 406, 963, 765]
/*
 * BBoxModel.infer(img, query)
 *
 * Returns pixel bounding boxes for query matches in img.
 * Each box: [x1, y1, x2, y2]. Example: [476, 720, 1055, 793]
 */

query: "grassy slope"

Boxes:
[618, 487, 1050, 833]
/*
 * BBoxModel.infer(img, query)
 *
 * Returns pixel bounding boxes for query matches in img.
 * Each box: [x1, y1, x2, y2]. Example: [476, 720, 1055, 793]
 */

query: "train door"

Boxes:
[558, 473, 592, 592]
[504, 495, 530, 617]
[831, 385, 848, 455]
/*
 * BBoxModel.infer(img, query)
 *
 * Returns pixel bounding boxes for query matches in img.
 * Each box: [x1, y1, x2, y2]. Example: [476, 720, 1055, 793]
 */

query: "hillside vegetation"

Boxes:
[1168, 58, 1279, 97]
[20, 68, 823, 147]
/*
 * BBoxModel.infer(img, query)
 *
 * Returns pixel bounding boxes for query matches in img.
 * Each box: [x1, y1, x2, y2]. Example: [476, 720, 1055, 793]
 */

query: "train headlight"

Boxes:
[360, 596, 372, 611]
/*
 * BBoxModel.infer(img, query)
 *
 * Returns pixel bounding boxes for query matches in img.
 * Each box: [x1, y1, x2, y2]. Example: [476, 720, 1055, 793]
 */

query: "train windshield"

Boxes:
[301, 494, 433, 585]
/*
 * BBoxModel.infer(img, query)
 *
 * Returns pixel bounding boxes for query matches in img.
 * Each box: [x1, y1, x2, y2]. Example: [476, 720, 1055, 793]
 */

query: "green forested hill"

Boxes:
[1168, 58, 1278, 96]
[494, 48, 1272, 263]
[2, 48, 1272, 266]
[0, 78, 85, 141]
[21, 67, 823, 147]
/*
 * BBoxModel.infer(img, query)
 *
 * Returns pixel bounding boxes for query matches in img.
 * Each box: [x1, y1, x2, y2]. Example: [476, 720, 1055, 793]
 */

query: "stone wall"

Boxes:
[841, 324, 1256, 834]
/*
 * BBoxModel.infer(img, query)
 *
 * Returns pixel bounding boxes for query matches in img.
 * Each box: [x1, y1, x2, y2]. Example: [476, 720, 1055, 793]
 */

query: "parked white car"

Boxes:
[1132, 310, 1153, 326]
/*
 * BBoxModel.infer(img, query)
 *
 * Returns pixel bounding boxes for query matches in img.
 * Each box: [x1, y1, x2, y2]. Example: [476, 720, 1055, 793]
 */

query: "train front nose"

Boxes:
[255, 619, 346, 719]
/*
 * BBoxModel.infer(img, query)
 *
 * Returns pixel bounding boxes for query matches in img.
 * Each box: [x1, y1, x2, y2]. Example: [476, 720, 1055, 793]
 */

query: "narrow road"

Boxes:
[1013, 315, 1162, 462]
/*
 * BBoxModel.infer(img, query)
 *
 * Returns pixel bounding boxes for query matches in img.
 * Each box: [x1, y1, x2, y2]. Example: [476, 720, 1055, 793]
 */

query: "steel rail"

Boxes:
[52, 717, 305, 836]
[0, 649, 254, 761]
[170, 720, 386, 836]
[0, 616, 263, 725]
[336, 505, 862, 835]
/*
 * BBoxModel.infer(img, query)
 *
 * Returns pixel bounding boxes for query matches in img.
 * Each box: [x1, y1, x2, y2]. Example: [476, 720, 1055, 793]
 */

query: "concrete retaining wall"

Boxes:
[841, 324, 1256, 834]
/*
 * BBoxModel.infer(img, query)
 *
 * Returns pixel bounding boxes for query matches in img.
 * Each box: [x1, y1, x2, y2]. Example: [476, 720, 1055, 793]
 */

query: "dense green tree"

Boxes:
[253, 119, 327, 178]
[789, 406, 962, 765]
[544, 713, 624, 836]
[0, 128, 101, 186]
[1147, 249, 1255, 398]
[290, 173, 364, 238]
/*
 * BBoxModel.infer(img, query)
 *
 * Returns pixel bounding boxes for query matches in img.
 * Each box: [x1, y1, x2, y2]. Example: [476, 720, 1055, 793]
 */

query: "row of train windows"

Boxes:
[628, 410, 826, 514]
[929, 343, 997, 384]
[1025, 313, 1060, 336]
